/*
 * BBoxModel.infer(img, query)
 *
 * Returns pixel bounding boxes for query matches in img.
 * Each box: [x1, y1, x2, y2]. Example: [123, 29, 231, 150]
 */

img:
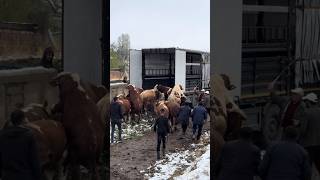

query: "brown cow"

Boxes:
[135, 87, 144, 94]
[25, 120, 67, 180]
[3, 102, 51, 128]
[155, 84, 171, 100]
[154, 101, 169, 119]
[50, 72, 105, 180]
[96, 94, 109, 126]
[140, 88, 161, 116]
[126, 84, 143, 124]
[157, 100, 180, 132]
[117, 94, 131, 122]
[81, 81, 107, 103]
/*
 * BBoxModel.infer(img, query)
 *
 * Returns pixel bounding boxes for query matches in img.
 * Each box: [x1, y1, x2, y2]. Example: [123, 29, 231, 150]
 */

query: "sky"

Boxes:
[110, 0, 210, 52]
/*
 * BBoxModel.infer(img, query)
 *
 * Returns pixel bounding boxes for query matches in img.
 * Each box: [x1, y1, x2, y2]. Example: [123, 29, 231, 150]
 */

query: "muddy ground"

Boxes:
[110, 119, 210, 180]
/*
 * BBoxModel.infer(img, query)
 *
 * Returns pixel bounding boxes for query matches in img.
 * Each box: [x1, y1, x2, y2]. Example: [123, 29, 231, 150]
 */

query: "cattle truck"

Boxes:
[129, 48, 210, 105]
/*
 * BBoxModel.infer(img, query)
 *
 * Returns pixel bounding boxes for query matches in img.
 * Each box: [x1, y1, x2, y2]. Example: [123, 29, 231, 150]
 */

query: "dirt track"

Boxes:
[110, 119, 210, 180]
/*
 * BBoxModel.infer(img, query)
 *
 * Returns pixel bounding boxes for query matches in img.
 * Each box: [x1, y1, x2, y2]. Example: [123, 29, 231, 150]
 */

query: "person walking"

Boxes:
[191, 100, 207, 141]
[213, 127, 261, 180]
[259, 126, 311, 180]
[177, 101, 192, 137]
[154, 109, 170, 160]
[300, 93, 320, 174]
[110, 96, 124, 143]
[0, 110, 42, 180]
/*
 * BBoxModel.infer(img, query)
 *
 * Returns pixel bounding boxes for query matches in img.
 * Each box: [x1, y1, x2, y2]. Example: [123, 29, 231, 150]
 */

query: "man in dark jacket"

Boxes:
[300, 94, 320, 174]
[259, 126, 311, 180]
[110, 96, 124, 143]
[192, 101, 207, 140]
[177, 102, 191, 136]
[213, 127, 261, 180]
[0, 110, 41, 180]
[154, 109, 170, 160]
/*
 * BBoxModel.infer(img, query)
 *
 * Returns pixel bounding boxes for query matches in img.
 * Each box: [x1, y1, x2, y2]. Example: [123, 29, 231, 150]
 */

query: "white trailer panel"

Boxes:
[129, 49, 142, 88]
[175, 50, 186, 91]
[212, 0, 243, 97]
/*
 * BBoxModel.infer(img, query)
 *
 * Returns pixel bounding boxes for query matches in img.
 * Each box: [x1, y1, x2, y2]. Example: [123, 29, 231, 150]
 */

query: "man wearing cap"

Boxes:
[300, 92, 320, 174]
[268, 83, 307, 136]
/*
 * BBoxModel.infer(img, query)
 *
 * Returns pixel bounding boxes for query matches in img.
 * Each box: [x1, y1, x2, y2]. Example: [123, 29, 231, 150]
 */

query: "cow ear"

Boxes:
[179, 84, 183, 90]
[167, 88, 172, 95]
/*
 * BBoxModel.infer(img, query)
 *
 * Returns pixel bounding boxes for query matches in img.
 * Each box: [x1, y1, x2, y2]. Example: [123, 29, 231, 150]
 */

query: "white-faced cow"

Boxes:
[168, 84, 185, 105]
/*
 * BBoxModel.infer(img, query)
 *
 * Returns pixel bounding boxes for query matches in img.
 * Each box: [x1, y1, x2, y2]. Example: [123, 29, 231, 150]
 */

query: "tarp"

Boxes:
[295, 0, 320, 86]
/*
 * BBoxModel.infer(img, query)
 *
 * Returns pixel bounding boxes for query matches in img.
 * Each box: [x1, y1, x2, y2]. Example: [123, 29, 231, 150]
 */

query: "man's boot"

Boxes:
[192, 134, 196, 140]
[162, 148, 166, 157]
[157, 151, 160, 160]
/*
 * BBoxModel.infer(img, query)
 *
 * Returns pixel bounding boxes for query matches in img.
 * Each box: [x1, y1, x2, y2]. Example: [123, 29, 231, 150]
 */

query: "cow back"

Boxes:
[128, 89, 143, 113]
[62, 90, 105, 163]
[26, 120, 66, 166]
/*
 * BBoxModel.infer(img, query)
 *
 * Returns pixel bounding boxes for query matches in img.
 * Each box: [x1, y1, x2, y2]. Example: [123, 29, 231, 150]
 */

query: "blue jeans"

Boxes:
[192, 123, 203, 140]
[111, 121, 122, 143]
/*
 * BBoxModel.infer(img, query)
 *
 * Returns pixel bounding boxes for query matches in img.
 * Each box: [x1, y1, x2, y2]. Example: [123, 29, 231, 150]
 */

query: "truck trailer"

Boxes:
[129, 48, 210, 93]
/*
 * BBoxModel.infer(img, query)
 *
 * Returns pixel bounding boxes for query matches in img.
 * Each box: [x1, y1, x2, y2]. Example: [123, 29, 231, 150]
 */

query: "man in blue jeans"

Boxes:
[192, 100, 208, 140]
[110, 96, 124, 143]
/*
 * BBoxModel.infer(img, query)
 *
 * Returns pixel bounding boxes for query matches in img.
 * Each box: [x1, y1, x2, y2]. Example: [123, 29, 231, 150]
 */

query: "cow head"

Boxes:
[127, 84, 135, 91]
[50, 72, 85, 94]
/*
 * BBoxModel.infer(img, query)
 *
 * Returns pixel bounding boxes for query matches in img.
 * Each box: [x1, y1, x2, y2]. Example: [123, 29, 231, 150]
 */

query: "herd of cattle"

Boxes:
[116, 83, 187, 132]
[0, 71, 251, 180]
[3, 72, 109, 180]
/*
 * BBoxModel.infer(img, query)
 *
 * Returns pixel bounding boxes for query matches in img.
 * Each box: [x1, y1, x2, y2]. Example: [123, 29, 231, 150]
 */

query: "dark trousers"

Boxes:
[192, 123, 203, 140]
[157, 133, 166, 151]
[305, 145, 320, 173]
[111, 121, 122, 143]
[181, 123, 188, 133]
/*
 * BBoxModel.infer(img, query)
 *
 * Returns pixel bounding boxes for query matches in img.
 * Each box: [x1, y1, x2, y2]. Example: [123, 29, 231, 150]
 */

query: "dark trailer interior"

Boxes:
[142, 48, 175, 89]
[141, 48, 203, 91]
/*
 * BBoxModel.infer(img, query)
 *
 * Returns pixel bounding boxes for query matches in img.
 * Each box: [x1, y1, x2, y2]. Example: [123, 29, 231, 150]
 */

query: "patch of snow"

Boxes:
[110, 117, 154, 143]
[144, 130, 210, 180]
[174, 145, 210, 180]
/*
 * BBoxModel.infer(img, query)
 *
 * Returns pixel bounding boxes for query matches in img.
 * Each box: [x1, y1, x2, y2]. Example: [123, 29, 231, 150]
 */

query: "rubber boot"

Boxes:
[157, 151, 160, 160]
[162, 148, 166, 158]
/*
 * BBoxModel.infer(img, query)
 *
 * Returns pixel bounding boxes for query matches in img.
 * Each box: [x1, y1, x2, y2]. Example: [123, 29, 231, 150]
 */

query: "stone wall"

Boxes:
[0, 67, 59, 128]
[110, 82, 128, 101]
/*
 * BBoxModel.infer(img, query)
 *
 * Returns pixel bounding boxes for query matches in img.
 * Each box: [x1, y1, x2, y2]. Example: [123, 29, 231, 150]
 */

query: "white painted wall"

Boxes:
[212, 0, 243, 97]
[175, 50, 186, 90]
[64, 0, 102, 85]
[129, 50, 142, 88]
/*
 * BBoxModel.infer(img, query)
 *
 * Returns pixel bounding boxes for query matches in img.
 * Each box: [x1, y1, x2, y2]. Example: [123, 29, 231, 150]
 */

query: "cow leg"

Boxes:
[66, 152, 80, 180]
